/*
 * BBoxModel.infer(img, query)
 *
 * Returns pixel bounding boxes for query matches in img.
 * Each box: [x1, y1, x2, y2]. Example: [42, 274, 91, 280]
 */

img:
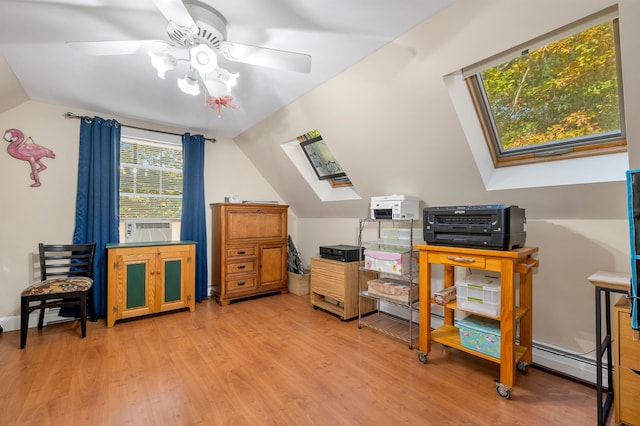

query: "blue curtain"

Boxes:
[73, 116, 121, 318]
[181, 133, 208, 301]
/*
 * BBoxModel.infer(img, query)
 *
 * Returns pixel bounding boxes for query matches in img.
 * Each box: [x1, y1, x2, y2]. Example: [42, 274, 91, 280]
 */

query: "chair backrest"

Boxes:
[39, 243, 96, 281]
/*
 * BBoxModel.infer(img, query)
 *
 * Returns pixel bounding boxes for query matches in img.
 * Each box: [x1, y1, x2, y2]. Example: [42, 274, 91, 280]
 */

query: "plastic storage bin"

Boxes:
[367, 277, 417, 303]
[455, 274, 500, 317]
[364, 248, 416, 276]
[458, 314, 501, 358]
[380, 228, 417, 246]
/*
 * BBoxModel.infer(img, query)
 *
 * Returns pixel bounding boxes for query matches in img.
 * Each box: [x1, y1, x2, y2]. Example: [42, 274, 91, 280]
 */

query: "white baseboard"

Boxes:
[0, 308, 76, 334]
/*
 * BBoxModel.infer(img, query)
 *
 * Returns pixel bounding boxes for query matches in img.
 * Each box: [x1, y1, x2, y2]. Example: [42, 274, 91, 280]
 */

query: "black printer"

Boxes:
[423, 205, 526, 250]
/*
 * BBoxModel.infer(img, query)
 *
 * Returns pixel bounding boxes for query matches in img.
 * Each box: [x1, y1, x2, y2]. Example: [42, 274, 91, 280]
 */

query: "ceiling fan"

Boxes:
[68, 0, 312, 106]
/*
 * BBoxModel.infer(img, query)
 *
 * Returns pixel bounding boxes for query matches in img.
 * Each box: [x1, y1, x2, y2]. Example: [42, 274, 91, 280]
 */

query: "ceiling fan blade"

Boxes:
[152, 0, 198, 34]
[67, 40, 172, 55]
[220, 41, 311, 74]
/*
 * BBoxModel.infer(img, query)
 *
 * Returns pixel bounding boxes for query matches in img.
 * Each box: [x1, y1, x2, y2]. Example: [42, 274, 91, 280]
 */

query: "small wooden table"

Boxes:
[588, 271, 630, 426]
[416, 244, 539, 399]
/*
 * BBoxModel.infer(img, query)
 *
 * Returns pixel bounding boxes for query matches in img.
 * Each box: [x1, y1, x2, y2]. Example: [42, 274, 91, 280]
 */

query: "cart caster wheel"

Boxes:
[517, 361, 529, 374]
[495, 382, 511, 399]
[418, 351, 428, 364]
[408, 344, 413, 350]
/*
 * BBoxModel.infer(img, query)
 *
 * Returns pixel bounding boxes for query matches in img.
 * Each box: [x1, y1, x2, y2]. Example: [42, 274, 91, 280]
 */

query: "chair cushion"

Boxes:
[21, 277, 93, 296]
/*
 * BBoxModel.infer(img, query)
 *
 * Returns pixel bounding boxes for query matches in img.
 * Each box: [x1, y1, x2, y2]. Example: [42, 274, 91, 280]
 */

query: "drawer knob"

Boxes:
[237, 281, 246, 286]
[237, 250, 246, 255]
[237, 265, 246, 270]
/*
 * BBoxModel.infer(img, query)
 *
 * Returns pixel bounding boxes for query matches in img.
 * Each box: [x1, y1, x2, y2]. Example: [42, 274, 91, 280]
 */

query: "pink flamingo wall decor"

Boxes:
[4, 128, 56, 187]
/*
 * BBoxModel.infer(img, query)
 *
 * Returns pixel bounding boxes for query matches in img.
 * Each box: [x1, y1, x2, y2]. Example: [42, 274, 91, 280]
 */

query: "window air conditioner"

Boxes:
[125, 220, 172, 243]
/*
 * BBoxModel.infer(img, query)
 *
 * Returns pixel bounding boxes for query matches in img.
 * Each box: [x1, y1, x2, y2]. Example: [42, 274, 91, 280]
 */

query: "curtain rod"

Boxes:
[63, 112, 216, 143]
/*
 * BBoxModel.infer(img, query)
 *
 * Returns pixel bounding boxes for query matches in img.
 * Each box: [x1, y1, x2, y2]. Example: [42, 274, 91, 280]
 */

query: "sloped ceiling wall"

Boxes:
[0, 54, 28, 114]
[233, 0, 637, 221]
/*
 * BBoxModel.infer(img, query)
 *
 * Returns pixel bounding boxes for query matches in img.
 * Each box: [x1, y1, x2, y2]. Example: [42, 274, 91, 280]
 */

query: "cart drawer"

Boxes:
[429, 251, 486, 269]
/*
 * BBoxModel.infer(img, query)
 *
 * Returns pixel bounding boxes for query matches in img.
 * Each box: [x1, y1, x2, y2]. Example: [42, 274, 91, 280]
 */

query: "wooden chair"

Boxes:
[20, 242, 96, 349]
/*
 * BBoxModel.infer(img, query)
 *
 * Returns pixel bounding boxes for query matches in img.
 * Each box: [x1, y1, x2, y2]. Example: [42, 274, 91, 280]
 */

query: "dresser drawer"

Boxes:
[226, 246, 256, 258]
[226, 259, 257, 275]
[429, 251, 486, 269]
[311, 274, 345, 300]
[619, 311, 640, 369]
[310, 259, 347, 301]
[311, 258, 347, 278]
[226, 277, 257, 294]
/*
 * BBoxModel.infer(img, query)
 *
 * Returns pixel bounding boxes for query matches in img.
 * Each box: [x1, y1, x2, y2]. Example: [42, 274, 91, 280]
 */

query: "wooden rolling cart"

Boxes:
[415, 244, 538, 399]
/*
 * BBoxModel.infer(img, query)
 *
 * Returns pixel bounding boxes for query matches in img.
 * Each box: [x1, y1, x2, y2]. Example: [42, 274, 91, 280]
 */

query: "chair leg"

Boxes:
[80, 292, 87, 339]
[20, 297, 29, 349]
[37, 303, 46, 331]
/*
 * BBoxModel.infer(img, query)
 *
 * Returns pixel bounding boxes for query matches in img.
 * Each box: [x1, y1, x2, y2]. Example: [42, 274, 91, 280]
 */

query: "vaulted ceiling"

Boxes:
[0, 0, 454, 139]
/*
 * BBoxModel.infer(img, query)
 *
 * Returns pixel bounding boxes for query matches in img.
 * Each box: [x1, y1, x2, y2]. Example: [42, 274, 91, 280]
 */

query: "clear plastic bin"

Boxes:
[455, 275, 500, 317]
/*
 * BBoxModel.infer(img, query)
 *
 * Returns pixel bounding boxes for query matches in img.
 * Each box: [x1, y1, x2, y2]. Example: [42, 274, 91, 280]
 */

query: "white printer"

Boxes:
[370, 195, 420, 220]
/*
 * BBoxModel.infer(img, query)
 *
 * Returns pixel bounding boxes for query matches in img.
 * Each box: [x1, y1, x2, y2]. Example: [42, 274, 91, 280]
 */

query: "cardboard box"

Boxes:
[458, 315, 501, 358]
[288, 270, 310, 295]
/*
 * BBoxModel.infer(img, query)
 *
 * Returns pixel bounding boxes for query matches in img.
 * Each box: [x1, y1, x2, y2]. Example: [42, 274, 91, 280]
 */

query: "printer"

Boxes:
[423, 204, 526, 250]
[370, 195, 420, 220]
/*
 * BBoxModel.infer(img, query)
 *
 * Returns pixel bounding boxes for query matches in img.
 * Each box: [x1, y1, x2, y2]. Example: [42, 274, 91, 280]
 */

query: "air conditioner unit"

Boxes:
[125, 220, 172, 243]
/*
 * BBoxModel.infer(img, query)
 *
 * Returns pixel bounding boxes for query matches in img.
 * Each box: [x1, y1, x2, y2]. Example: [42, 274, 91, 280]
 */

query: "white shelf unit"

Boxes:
[357, 218, 419, 349]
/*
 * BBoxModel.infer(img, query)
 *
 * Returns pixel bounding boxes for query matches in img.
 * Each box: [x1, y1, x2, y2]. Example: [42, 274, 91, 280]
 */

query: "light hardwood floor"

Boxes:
[0, 293, 611, 425]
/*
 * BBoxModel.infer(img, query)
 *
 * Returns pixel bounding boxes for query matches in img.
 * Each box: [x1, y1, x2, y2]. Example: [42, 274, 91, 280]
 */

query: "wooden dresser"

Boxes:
[614, 297, 640, 425]
[210, 203, 289, 305]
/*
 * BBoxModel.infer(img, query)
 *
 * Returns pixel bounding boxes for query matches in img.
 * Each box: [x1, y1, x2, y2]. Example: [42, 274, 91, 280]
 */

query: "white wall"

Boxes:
[232, 0, 640, 358]
[0, 100, 288, 327]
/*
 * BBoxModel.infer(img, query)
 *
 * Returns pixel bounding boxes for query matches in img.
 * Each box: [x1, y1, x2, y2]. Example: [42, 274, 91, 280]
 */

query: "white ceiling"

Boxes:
[0, 0, 454, 139]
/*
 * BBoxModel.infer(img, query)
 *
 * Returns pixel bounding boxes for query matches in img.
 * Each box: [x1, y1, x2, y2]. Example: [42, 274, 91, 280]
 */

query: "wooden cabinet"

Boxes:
[416, 244, 538, 398]
[614, 297, 640, 425]
[106, 242, 196, 327]
[211, 203, 289, 305]
[310, 257, 376, 320]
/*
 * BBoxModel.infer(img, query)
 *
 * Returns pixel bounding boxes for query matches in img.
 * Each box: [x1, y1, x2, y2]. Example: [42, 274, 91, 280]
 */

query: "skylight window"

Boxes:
[464, 7, 625, 167]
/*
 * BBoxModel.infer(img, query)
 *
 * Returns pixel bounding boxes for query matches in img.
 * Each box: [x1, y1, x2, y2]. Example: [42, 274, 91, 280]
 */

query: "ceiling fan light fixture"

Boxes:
[177, 67, 200, 96]
[215, 68, 239, 92]
[148, 51, 176, 79]
[190, 44, 217, 74]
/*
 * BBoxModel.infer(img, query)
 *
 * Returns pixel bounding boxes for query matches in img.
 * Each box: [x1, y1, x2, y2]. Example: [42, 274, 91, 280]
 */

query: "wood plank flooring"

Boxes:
[0, 293, 611, 425]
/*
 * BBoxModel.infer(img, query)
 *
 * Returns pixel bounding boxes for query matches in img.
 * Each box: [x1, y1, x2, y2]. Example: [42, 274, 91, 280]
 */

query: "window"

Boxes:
[280, 129, 360, 201]
[465, 8, 625, 167]
[119, 136, 183, 242]
[297, 129, 352, 188]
